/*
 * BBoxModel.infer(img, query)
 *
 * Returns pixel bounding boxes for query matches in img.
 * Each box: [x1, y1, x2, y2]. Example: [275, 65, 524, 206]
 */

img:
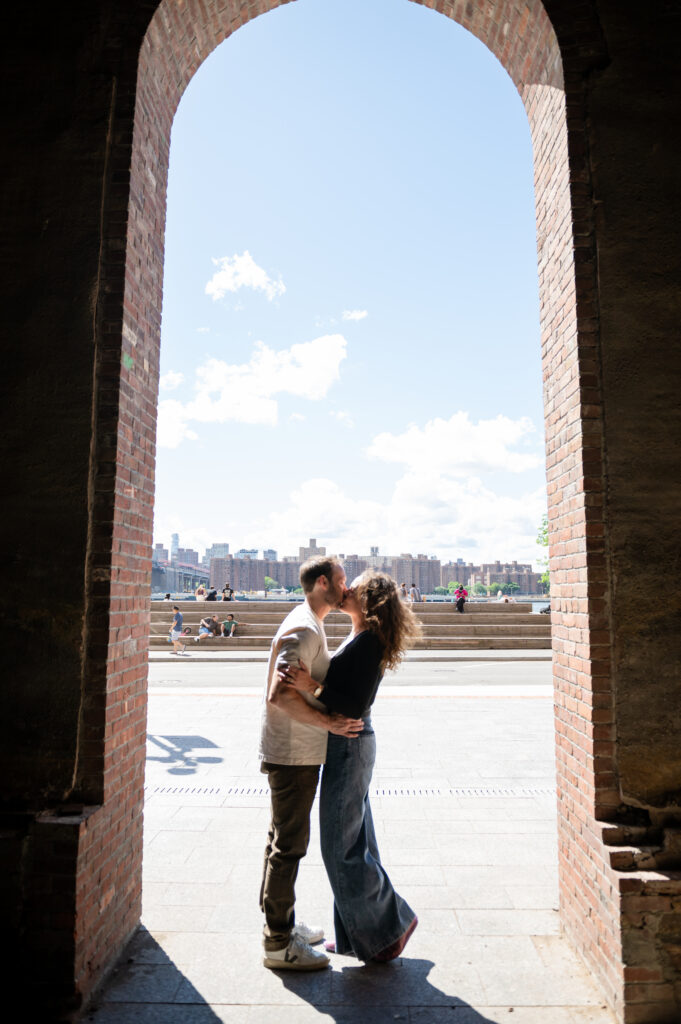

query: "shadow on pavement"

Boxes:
[146, 734, 223, 775]
[278, 956, 499, 1022]
[81, 927, 225, 1023]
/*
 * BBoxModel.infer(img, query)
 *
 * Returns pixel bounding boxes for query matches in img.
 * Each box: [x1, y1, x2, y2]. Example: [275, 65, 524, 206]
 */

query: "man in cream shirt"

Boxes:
[259, 555, 363, 970]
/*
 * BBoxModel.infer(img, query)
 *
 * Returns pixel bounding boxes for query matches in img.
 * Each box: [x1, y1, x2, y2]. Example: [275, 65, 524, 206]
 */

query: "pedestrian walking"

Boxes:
[169, 605, 187, 655]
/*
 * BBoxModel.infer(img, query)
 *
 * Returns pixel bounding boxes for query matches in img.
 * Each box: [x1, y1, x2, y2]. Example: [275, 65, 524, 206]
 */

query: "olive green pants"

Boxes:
[259, 761, 321, 951]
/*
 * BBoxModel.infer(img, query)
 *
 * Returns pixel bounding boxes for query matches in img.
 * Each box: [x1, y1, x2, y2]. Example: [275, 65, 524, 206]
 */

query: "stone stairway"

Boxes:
[150, 600, 551, 650]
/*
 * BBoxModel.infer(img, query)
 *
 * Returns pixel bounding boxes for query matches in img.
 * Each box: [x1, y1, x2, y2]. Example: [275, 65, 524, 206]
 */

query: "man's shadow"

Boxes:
[278, 957, 498, 1023]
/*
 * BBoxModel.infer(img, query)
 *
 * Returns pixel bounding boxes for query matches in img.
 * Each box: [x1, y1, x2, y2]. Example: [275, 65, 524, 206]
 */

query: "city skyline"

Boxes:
[153, 533, 541, 574]
[152, 533, 543, 596]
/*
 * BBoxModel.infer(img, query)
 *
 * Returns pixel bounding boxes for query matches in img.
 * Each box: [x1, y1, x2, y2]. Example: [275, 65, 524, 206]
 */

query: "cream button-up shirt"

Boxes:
[259, 600, 331, 766]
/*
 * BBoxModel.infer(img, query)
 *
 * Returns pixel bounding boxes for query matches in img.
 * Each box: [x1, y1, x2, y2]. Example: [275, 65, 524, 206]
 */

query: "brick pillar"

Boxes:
[539, 3, 681, 1020]
[0, 3, 153, 1014]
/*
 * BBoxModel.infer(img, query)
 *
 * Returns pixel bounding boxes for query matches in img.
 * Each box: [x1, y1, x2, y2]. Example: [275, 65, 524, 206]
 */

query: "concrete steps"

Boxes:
[150, 600, 552, 651]
[150, 621, 547, 638]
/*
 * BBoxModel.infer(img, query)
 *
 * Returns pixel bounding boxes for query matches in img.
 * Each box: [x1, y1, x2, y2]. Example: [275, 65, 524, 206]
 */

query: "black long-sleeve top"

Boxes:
[318, 629, 385, 719]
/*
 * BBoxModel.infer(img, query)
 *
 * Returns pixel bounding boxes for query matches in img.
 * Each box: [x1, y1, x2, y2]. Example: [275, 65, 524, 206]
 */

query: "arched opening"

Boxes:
[70, 0, 614, 1016]
[141, 0, 562, 1014]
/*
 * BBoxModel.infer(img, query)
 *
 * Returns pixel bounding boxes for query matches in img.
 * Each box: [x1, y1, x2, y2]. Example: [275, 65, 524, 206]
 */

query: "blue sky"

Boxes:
[154, 0, 547, 565]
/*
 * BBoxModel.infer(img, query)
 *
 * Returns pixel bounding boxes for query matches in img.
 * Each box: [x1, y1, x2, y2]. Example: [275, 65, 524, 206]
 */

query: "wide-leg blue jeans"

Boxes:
[319, 717, 416, 961]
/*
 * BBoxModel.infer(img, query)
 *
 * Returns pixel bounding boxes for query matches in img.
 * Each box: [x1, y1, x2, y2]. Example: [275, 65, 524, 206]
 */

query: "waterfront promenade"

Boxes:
[80, 658, 615, 1024]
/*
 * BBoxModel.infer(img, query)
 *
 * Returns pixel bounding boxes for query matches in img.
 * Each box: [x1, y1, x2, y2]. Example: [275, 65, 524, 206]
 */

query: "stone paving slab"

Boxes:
[81, 669, 614, 1024]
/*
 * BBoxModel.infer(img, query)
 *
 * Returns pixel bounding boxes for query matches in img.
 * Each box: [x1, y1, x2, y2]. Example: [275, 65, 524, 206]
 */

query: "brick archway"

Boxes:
[71, 1, 644, 1019]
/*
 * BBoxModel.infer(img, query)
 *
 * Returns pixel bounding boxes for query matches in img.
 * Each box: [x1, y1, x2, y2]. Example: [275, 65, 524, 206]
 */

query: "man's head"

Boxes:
[300, 556, 346, 609]
[173, 605, 179, 611]
[227, 614, 234, 621]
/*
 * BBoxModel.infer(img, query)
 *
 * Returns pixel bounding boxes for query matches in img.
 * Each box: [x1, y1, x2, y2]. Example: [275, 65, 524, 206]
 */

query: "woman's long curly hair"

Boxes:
[353, 570, 422, 671]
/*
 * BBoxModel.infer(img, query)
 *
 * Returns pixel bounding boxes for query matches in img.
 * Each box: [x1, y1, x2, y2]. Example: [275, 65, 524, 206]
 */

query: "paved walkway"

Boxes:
[81, 661, 615, 1024]
[150, 648, 552, 663]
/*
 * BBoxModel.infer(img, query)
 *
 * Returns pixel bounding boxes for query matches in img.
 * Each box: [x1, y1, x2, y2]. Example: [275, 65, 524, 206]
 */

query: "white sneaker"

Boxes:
[263, 933, 330, 971]
[292, 921, 324, 945]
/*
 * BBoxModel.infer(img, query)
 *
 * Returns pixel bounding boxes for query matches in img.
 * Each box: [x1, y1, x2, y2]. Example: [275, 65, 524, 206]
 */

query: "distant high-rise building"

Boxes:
[299, 538, 326, 561]
[234, 548, 258, 559]
[365, 549, 390, 570]
[210, 554, 275, 592]
[477, 561, 541, 592]
[204, 543, 230, 566]
[176, 547, 201, 568]
[153, 543, 169, 564]
[263, 548, 277, 561]
[391, 553, 441, 594]
[441, 561, 477, 586]
[441, 560, 541, 592]
[340, 554, 367, 581]
[170, 532, 179, 564]
[277, 559, 303, 588]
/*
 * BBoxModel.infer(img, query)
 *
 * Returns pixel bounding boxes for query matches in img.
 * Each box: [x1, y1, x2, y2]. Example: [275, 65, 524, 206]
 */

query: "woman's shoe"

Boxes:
[372, 916, 418, 962]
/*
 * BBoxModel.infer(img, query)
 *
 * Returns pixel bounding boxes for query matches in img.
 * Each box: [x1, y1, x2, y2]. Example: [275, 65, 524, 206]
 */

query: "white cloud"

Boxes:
[342, 309, 368, 321]
[367, 412, 541, 476]
[330, 410, 354, 429]
[383, 472, 545, 563]
[159, 370, 184, 392]
[206, 251, 286, 302]
[246, 412, 546, 563]
[254, 479, 385, 552]
[290, 412, 306, 422]
[197, 327, 210, 334]
[250, 474, 545, 566]
[155, 334, 347, 445]
[156, 400, 198, 449]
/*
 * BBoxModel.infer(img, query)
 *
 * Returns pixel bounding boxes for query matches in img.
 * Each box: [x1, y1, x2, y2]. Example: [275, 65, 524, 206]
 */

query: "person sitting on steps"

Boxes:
[222, 614, 238, 637]
[195, 614, 220, 642]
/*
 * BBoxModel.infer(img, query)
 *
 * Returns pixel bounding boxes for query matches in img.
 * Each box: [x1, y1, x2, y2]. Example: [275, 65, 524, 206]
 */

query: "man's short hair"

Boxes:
[299, 555, 342, 594]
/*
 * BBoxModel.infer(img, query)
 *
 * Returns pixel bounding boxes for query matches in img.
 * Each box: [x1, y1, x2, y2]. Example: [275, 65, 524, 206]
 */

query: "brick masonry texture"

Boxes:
[1, 1, 680, 1021]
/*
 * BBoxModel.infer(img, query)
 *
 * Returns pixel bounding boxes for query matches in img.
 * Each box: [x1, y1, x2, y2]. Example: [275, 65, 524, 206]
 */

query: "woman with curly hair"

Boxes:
[279, 570, 422, 962]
